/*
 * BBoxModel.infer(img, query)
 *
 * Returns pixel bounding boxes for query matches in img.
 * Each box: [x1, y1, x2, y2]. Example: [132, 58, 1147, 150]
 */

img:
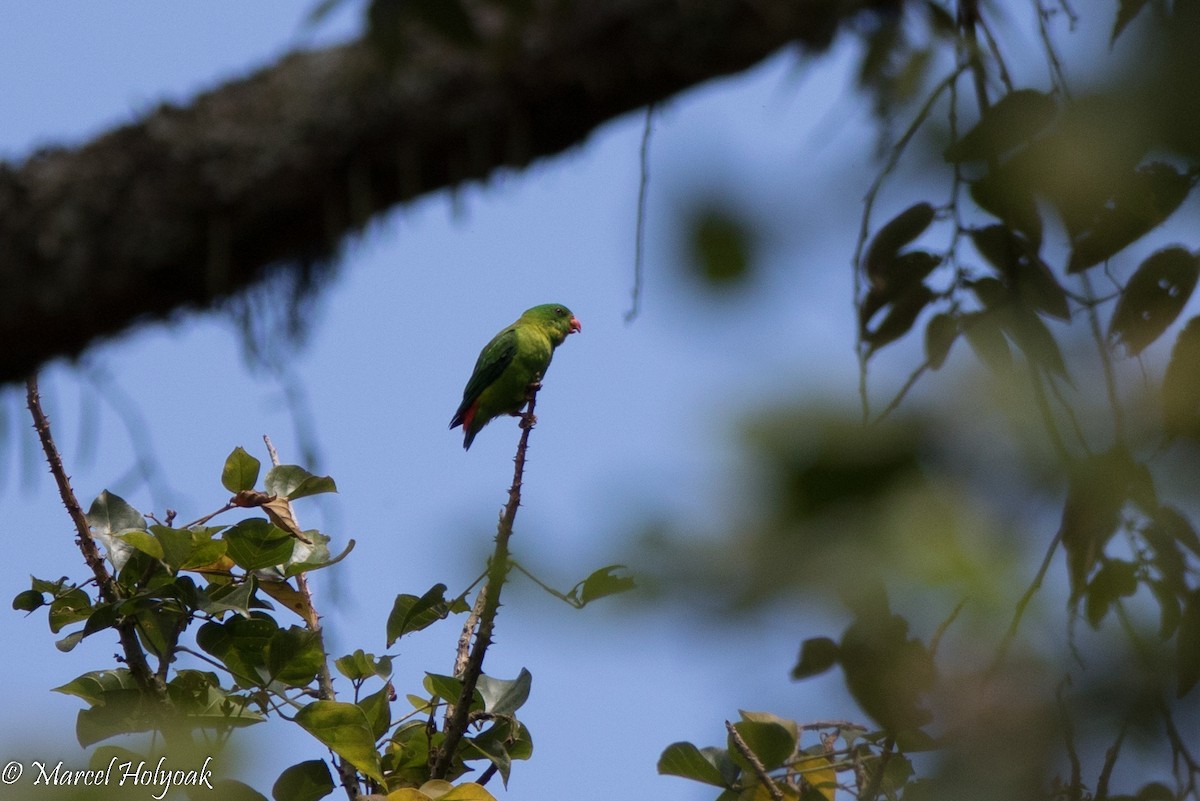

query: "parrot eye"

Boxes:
[554, 307, 565, 315]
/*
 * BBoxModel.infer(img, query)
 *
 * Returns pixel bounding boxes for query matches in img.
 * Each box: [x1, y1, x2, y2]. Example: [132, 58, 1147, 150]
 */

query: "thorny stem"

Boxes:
[430, 381, 541, 779]
[262, 435, 359, 800]
[26, 376, 167, 705]
[726, 720, 785, 801]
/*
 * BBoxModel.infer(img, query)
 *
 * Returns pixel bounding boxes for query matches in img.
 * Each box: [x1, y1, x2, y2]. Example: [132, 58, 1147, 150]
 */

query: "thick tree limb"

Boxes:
[0, 0, 895, 382]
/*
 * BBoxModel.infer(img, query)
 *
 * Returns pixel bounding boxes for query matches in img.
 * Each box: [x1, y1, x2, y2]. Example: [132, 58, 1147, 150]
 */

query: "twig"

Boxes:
[262, 434, 359, 800]
[871, 362, 929, 426]
[1095, 721, 1127, 801]
[625, 104, 655, 323]
[453, 589, 487, 678]
[930, 599, 966, 658]
[25, 375, 166, 702]
[1079, 272, 1125, 445]
[430, 381, 541, 779]
[991, 529, 1061, 675]
[1055, 677, 1083, 800]
[860, 736, 896, 801]
[725, 720, 785, 801]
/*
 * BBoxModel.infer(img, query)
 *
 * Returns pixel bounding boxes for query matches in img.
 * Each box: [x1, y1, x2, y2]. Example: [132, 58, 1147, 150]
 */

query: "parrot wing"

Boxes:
[450, 327, 518, 428]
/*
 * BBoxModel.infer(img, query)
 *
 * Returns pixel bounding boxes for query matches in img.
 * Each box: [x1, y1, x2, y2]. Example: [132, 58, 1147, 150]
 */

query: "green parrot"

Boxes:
[450, 303, 582, 450]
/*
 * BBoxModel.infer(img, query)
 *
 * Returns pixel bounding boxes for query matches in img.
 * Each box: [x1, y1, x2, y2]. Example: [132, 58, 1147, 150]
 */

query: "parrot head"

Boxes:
[522, 303, 582, 341]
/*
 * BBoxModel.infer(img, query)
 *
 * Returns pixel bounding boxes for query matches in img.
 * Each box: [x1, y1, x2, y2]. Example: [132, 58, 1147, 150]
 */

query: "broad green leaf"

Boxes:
[295, 700, 384, 783]
[791, 636, 840, 679]
[272, 760, 334, 801]
[148, 525, 193, 570]
[796, 752, 836, 801]
[440, 782, 498, 801]
[265, 465, 338, 501]
[87, 491, 146, 571]
[423, 673, 482, 709]
[1153, 506, 1200, 559]
[865, 203, 936, 290]
[1109, 247, 1200, 355]
[863, 284, 934, 356]
[166, 670, 265, 728]
[1084, 559, 1139, 628]
[962, 311, 1013, 374]
[1060, 450, 1147, 599]
[476, 668, 532, 716]
[570, 565, 636, 607]
[225, 518, 295, 571]
[12, 589, 45, 612]
[357, 682, 393, 741]
[266, 626, 325, 687]
[970, 170, 1043, 245]
[335, 650, 393, 681]
[728, 719, 796, 772]
[197, 615, 278, 687]
[223, 446, 262, 493]
[1068, 163, 1191, 273]
[387, 584, 451, 646]
[119, 530, 164, 560]
[971, 225, 1069, 319]
[202, 578, 257, 618]
[467, 719, 533, 788]
[179, 528, 229, 570]
[49, 588, 92, 633]
[1149, 579, 1182, 640]
[657, 741, 732, 787]
[53, 669, 138, 705]
[1162, 316, 1200, 441]
[208, 780, 269, 801]
[55, 631, 86, 652]
[1179, 588, 1200, 697]
[75, 688, 155, 747]
[944, 89, 1056, 162]
[840, 606, 935, 736]
[1002, 306, 1070, 379]
[924, 312, 958, 370]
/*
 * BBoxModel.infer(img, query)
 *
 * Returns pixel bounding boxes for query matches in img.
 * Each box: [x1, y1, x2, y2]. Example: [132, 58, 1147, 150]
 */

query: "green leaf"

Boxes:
[840, 602, 935, 737]
[863, 284, 934, 356]
[357, 682, 393, 742]
[264, 465, 338, 501]
[202, 578, 257, 618]
[295, 700, 385, 784]
[476, 668, 532, 716]
[119, 530, 164, 560]
[971, 225, 1069, 319]
[1162, 316, 1200, 441]
[74, 689, 156, 747]
[729, 717, 797, 772]
[225, 518, 295, 571]
[865, 203, 936, 290]
[54, 670, 138, 705]
[335, 650, 393, 682]
[924, 312, 959, 370]
[467, 719, 533, 788]
[167, 670, 265, 728]
[1068, 163, 1192, 273]
[12, 589, 45, 612]
[657, 741, 733, 788]
[272, 760, 334, 801]
[970, 169, 1043, 245]
[423, 673, 482, 710]
[1084, 560, 1140, 628]
[1060, 450, 1146, 599]
[209, 780, 270, 801]
[49, 588, 92, 633]
[179, 527, 229, 570]
[961, 310, 1013, 374]
[1109, 247, 1200, 355]
[197, 616, 278, 687]
[1179, 588, 1200, 697]
[1002, 306, 1070, 379]
[569, 565, 636, 607]
[386, 584, 451, 646]
[944, 89, 1056, 162]
[223, 446, 262, 493]
[266, 626, 325, 687]
[87, 491, 146, 571]
[792, 636, 841, 679]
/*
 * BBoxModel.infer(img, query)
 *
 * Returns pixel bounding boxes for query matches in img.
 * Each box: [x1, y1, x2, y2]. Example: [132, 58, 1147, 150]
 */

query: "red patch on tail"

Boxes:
[462, 402, 478, 432]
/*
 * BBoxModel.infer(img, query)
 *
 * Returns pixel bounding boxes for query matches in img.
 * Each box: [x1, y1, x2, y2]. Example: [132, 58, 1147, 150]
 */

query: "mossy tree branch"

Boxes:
[0, 0, 899, 385]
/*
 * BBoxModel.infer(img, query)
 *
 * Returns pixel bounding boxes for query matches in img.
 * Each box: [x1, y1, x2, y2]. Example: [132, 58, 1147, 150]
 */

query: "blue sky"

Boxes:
[0, 3, 1132, 800]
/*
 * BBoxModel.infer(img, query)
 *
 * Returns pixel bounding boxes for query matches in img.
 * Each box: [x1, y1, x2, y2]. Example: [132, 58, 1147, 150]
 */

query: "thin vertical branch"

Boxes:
[990, 528, 1062, 675]
[726, 720, 785, 801]
[263, 434, 359, 800]
[625, 104, 655, 324]
[26, 375, 166, 702]
[431, 381, 541, 779]
[1079, 272, 1126, 445]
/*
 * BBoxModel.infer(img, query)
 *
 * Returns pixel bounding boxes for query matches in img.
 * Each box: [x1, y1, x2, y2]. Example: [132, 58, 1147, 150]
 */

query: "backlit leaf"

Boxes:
[295, 701, 384, 783]
[657, 741, 732, 787]
[944, 89, 1056, 162]
[1162, 316, 1200, 441]
[1109, 247, 1200, 355]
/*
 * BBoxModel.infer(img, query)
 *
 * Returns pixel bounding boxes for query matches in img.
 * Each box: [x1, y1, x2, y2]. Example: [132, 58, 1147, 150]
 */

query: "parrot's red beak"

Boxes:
[569, 316, 582, 334]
